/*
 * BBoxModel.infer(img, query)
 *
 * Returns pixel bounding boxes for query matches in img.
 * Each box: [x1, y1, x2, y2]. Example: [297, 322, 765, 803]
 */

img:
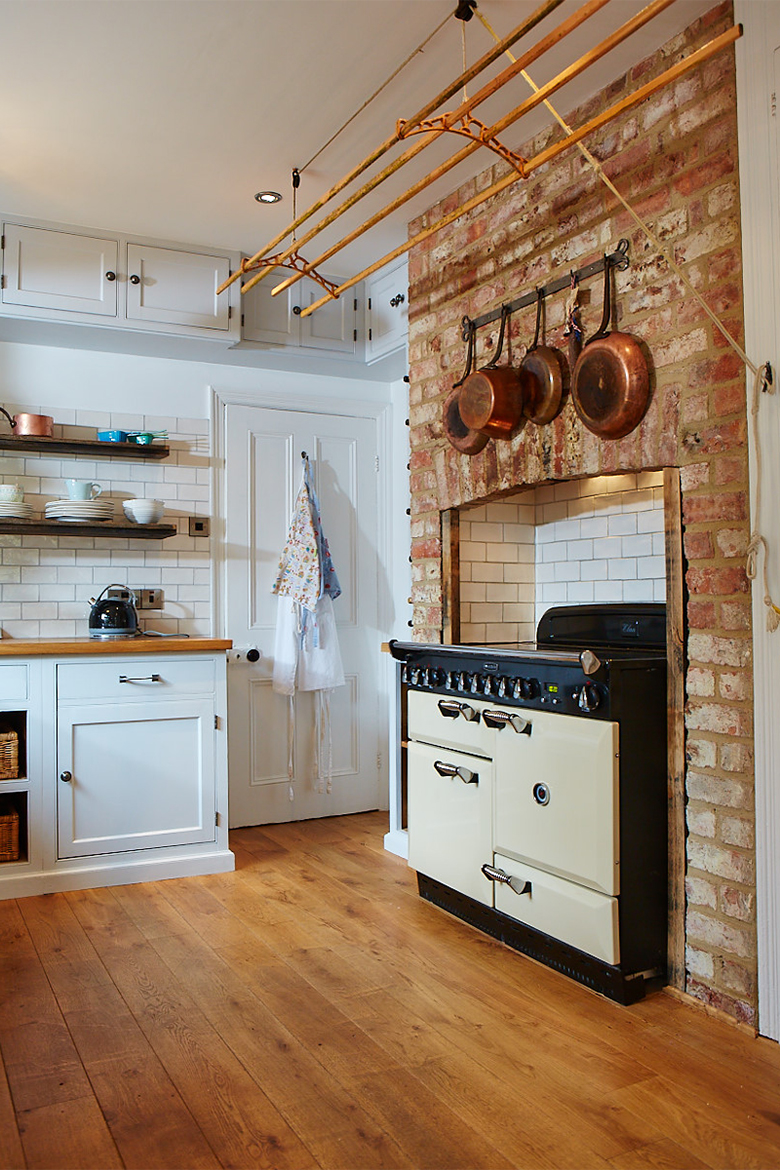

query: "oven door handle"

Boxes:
[433, 760, 479, 785]
[481, 863, 532, 896]
[481, 709, 531, 735]
[437, 699, 479, 722]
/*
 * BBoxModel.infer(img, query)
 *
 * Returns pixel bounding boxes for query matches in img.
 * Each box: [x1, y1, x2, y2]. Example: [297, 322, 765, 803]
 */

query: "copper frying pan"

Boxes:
[571, 264, 650, 440]
[521, 290, 568, 426]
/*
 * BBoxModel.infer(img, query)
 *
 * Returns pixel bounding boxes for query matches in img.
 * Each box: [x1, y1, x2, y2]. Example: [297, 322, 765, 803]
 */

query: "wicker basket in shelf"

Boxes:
[0, 728, 18, 780]
[0, 801, 20, 862]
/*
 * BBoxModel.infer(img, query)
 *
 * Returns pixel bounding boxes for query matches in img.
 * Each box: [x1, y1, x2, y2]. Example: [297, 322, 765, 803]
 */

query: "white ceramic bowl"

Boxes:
[123, 498, 165, 525]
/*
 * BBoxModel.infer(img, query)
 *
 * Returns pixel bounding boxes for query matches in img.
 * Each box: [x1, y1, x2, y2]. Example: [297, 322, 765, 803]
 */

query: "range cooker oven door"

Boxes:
[407, 739, 492, 906]
[488, 706, 619, 896]
[489, 851, 620, 966]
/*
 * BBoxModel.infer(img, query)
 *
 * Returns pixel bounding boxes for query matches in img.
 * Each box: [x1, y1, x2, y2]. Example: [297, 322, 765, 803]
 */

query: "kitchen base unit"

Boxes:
[0, 638, 234, 900]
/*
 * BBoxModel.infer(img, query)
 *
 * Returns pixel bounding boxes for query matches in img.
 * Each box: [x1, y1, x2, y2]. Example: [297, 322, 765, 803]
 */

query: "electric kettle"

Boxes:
[88, 584, 139, 639]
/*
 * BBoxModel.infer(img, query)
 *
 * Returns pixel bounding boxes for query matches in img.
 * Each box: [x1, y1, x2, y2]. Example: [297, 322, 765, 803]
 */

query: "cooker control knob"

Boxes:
[482, 674, 494, 696]
[444, 671, 455, 690]
[409, 667, 421, 686]
[496, 676, 507, 698]
[458, 671, 471, 691]
[577, 682, 600, 712]
[521, 677, 539, 701]
[400, 664, 409, 684]
[421, 668, 431, 687]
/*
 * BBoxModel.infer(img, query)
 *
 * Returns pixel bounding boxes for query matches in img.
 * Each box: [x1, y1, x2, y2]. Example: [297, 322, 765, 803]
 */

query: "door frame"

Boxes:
[209, 383, 395, 813]
[735, 0, 780, 1042]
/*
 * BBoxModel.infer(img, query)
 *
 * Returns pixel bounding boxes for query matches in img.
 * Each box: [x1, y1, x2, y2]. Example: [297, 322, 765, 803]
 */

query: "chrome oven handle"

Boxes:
[433, 760, 479, 785]
[481, 709, 531, 735]
[437, 699, 479, 722]
[119, 674, 162, 684]
[481, 863, 532, 896]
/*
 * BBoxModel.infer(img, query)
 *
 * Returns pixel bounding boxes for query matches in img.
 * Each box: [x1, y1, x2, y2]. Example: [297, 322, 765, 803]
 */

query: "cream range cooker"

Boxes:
[390, 604, 668, 1005]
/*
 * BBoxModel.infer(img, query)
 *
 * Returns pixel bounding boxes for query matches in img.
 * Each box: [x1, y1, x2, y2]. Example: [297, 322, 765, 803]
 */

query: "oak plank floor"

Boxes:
[2, 811, 780, 1169]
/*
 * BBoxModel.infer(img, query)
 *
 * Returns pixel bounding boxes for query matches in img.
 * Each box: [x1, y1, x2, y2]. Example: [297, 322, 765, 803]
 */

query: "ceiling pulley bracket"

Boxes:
[396, 113, 527, 176]
[239, 251, 339, 298]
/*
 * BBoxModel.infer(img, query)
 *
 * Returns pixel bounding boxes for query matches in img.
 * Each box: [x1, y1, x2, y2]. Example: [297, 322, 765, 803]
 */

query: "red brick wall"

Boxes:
[406, 3, 756, 1024]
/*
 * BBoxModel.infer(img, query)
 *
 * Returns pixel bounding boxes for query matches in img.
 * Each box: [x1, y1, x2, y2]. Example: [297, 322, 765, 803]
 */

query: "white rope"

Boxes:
[746, 364, 780, 632]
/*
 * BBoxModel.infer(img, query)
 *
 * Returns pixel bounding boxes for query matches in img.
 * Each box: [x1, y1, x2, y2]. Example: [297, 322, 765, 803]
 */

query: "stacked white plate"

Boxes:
[0, 501, 34, 519]
[45, 499, 115, 522]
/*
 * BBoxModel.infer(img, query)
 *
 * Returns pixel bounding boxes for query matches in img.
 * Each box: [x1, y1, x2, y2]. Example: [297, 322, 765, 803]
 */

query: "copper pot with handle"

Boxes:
[571, 264, 650, 440]
[521, 289, 568, 426]
[458, 306, 530, 439]
[0, 407, 54, 437]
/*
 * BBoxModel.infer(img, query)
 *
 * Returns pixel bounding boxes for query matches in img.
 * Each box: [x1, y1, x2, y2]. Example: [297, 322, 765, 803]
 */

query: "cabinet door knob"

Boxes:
[292, 305, 302, 316]
[129, 274, 141, 285]
[60, 770, 72, 783]
[105, 271, 117, 281]
[390, 293, 405, 307]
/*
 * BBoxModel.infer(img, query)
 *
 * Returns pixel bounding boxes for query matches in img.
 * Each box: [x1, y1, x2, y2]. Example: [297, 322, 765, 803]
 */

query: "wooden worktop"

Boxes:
[0, 636, 232, 657]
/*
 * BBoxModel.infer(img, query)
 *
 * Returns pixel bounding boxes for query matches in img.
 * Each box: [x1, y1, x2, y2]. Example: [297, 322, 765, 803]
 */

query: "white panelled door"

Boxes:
[223, 403, 380, 827]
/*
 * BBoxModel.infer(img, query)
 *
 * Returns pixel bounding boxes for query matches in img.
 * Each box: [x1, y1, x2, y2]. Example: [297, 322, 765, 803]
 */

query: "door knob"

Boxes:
[60, 771, 72, 783]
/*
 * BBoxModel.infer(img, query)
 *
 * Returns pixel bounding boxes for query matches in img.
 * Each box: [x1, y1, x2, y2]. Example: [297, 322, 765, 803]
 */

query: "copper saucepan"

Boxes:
[521, 289, 568, 426]
[0, 407, 54, 437]
[458, 306, 530, 439]
[571, 264, 650, 440]
[442, 320, 490, 455]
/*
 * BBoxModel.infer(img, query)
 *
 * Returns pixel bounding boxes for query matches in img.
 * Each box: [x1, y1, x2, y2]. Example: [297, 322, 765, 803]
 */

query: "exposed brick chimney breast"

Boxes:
[406, 3, 755, 1024]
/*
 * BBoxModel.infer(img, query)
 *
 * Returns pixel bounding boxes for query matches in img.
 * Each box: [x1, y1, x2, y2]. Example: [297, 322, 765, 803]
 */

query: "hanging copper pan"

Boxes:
[442, 321, 489, 455]
[571, 263, 650, 440]
[521, 289, 568, 425]
[458, 306, 530, 439]
[442, 385, 489, 455]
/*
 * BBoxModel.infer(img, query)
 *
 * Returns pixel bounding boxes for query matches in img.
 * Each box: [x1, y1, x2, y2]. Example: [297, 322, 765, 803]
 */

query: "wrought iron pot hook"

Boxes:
[483, 304, 511, 370]
[453, 317, 477, 388]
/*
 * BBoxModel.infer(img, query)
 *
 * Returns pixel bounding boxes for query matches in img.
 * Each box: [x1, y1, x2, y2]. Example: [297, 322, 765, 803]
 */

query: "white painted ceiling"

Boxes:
[0, 0, 715, 280]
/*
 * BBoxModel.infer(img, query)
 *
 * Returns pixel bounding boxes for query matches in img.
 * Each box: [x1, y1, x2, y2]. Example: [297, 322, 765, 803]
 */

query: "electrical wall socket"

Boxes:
[133, 588, 164, 610]
[189, 517, 210, 537]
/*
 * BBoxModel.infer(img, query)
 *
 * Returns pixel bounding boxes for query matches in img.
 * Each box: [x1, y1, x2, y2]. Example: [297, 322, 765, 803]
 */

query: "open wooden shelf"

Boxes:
[0, 436, 169, 460]
[0, 519, 177, 539]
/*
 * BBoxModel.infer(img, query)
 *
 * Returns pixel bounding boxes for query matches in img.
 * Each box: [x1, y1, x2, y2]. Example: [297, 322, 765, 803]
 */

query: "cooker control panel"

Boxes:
[400, 660, 609, 717]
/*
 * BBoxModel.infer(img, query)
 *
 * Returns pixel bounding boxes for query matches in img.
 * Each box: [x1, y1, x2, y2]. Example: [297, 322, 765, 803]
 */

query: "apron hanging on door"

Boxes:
[271, 453, 344, 797]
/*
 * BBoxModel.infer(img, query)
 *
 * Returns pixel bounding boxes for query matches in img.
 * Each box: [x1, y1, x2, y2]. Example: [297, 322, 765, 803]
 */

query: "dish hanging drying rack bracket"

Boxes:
[458, 239, 630, 346]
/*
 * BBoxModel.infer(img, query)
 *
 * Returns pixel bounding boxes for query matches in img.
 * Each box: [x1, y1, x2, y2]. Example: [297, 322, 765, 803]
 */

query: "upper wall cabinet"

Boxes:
[0, 219, 241, 342]
[365, 258, 408, 363]
[240, 274, 359, 358]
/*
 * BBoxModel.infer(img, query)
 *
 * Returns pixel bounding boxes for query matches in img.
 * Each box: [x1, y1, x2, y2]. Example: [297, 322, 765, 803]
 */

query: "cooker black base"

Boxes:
[417, 873, 664, 1006]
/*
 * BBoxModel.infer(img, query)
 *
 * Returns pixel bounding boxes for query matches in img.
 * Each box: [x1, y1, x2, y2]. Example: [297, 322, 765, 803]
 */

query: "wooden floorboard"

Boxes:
[1, 810, 780, 1169]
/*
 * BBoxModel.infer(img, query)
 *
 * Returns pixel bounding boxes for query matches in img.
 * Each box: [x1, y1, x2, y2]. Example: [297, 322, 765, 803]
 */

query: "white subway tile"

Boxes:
[608, 558, 638, 580]
[607, 513, 638, 536]
[622, 534, 654, 558]
[580, 560, 608, 581]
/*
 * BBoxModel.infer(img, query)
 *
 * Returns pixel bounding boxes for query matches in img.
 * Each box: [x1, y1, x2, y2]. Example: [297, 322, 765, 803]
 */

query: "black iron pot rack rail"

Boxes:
[459, 238, 630, 342]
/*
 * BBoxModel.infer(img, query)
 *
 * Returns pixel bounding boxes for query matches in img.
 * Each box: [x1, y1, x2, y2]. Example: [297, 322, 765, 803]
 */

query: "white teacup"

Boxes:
[0, 484, 24, 503]
[66, 479, 102, 501]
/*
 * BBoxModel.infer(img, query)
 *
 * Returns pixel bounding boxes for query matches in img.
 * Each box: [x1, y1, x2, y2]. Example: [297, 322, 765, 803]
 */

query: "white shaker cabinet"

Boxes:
[0, 217, 240, 341]
[240, 272, 359, 356]
[126, 243, 231, 332]
[2, 223, 119, 317]
[365, 257, 408, 362]
[0, 644, 233, 900]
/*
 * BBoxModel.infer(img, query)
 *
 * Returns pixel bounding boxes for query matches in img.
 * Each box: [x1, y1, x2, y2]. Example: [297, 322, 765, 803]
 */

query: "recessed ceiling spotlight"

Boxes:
[255, 190, 282, 204]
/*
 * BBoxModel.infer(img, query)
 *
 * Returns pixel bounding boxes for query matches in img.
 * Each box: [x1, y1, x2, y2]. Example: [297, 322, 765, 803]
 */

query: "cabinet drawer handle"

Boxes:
[105, 270, 116, 281]
[129, 274, 141, 285]
[437, 699, 479, 722]
[481, 863, 532, 896]
[60, 770, 72, 783]
[119, 674, 161, 684]
[482, 709, 531, 734]
[433, 760, 478, 785]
